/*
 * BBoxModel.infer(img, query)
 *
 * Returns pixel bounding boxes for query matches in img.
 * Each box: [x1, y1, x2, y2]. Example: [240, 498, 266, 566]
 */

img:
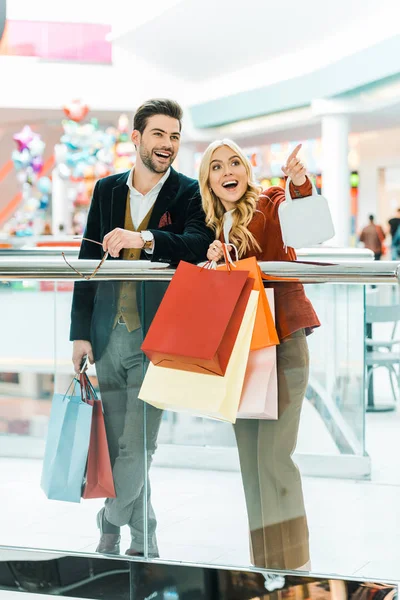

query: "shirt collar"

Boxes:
[126, 167, 171, 195]
[223, 209, 235, 220]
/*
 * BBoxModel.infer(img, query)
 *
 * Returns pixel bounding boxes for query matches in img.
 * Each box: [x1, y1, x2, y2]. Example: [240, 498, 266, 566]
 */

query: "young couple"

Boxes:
[70, 98, 320, 570]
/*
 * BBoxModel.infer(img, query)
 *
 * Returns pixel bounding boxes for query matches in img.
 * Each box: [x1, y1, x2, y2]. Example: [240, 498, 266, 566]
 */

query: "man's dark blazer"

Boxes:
[70, 167, 214, 361]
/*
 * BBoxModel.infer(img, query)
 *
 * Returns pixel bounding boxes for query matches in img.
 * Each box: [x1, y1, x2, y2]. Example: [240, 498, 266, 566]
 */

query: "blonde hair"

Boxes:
[199, 138, 261, 257]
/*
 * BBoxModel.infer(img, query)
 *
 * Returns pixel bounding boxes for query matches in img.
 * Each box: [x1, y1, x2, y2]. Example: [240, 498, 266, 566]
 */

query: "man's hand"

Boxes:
[72, 340, 94, 374]
[282, 144, 307, 186]
[103, 228, 144, 257]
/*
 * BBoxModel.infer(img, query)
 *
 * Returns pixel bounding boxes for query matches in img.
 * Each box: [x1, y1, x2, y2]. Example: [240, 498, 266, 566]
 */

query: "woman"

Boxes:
[199, 139, 320, 571]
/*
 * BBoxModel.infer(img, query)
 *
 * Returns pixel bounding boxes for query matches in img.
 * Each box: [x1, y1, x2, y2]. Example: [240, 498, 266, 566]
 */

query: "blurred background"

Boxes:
[1, 0, 400, 247]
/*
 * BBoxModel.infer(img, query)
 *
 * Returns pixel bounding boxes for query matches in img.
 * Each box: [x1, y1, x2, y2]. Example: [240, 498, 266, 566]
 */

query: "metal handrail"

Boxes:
[0, 246, 375, 261]
[0, 257, 399, 283]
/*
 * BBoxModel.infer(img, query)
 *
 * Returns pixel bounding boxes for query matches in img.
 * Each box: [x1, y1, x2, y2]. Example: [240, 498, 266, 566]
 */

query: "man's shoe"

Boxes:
[96, 508, 121, 555]
[125, 547, 159, 558]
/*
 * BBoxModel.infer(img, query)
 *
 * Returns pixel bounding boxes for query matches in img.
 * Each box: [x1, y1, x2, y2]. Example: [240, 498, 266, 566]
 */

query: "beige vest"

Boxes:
[113, 191, 154, 332]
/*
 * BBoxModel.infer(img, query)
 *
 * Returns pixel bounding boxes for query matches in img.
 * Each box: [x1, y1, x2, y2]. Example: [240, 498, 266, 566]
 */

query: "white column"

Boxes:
[51, 169, 70, 235]
[176, 144, 197, 178]
[321, 114, 350, 247]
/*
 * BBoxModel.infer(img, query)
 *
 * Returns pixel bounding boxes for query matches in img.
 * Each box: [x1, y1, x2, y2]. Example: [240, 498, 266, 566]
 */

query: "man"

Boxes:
[70, 99, 214, 557]
[388, 208, 400, 259]
[359, 214, 386, 261]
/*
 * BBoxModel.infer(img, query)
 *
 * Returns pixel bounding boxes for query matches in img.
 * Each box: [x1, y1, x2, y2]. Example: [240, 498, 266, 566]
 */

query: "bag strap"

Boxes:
[285, 176, 318, 204]
[63, 377, 79, 402]
[202, 243, 239, 271]
[79, 372, 98, 402]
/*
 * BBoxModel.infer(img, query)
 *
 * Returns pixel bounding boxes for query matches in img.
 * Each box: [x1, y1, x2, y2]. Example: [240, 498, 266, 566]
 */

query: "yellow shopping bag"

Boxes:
[138, 291, 258, 424]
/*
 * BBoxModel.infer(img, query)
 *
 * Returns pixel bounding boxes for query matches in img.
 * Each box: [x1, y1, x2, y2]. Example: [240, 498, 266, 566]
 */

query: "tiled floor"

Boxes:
[1, 356, 400, 584]
[1, 438, 400, 583]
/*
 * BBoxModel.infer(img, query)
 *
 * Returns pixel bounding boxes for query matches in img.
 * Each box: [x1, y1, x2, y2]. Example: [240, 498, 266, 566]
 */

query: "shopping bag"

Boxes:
[81, 375, 116, 500]
[139, 291, 258, 423]
[278, 177, 335, 248]
[238, 289, 278, 419]
[141, 260, 254, 376]
[41, 378, 93, 503]
[218, 256, 279, 350]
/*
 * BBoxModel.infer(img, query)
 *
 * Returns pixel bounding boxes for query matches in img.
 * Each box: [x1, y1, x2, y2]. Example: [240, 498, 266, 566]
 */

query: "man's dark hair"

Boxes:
[133, 99, 183, 134]
[369, 214, 374, 222]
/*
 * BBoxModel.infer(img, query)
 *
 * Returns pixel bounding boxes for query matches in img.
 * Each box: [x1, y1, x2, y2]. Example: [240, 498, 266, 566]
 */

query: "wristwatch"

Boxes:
[140, 230, 154, 250]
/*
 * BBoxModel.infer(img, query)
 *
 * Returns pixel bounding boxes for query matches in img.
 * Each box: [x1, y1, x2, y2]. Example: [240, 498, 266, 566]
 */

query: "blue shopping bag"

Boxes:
[41, 379, 93, 503]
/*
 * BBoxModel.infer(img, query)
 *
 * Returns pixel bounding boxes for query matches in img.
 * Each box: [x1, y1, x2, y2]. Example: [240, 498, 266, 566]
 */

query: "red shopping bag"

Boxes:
[141, 260, 253, 376]
[80, 375, 116, 500]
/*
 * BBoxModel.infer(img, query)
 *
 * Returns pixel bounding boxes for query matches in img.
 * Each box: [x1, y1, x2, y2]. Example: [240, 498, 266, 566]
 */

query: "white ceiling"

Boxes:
[112, 0, 400, 84]
[196, 98, 400, 149]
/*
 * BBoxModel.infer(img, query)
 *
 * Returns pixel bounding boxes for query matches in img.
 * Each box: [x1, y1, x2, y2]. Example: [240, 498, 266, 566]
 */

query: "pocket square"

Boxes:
[158, 211, 172, 228]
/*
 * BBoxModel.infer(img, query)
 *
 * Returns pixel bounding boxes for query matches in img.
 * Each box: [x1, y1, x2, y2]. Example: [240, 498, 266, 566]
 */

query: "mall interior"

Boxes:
[1, 0, 400, 598]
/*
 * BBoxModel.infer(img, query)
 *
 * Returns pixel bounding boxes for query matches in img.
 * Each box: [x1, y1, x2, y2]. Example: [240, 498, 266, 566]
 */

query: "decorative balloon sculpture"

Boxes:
[8, 125, 51, 236]
[54, 100, 136, 235]
[6, 101, 137, 237]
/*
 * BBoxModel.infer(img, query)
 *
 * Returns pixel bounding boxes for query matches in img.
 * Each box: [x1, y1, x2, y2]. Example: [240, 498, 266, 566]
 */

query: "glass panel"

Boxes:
[302, 283, 366, 456]
[0, 278, 57, 548]
[139, 277, 397, 582]
[67, 277, 148, 557]
[1, 272, 400, 583]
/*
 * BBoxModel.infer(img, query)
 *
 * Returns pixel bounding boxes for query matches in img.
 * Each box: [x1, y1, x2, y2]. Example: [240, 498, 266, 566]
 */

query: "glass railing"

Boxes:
[0, 254, 399, 585]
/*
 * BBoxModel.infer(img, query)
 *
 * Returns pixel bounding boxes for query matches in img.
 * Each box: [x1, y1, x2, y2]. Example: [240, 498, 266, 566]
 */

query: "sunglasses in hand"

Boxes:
[62, 238, 109, 280]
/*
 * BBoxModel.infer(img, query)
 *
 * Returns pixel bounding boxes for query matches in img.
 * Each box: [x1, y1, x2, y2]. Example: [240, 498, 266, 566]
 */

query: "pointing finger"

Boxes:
[286, 143, 302, 164]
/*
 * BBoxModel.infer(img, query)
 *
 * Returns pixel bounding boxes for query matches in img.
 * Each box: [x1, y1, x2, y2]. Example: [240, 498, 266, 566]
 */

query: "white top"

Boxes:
[223, 210, 234, 244]
[126, 167, 170, 229]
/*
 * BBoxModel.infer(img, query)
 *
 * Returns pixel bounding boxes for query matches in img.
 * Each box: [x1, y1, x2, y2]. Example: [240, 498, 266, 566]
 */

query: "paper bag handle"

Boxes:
[202, 243, 239, 271]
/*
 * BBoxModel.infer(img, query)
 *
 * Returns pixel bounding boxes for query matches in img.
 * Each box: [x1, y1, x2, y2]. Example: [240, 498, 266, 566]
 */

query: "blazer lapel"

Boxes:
[110, 171, 129, 231]
[148, 168, 180, 230]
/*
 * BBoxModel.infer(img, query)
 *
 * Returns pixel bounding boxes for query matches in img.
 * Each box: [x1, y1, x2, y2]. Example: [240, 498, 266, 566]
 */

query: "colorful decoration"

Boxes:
[7, 126, 51, 237]
[62, 99, 89, 122]
[55, 103, 136, 235]
[4, 105, 136, 238]
[13, 126, 35, 152]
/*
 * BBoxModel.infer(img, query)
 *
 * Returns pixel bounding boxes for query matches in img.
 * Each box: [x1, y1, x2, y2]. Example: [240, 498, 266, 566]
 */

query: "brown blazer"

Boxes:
[224, 179, 321, 340]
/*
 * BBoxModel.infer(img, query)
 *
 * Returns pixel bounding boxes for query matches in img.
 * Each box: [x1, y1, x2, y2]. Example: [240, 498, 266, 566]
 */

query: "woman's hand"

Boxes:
[282, 144, 307, 186]
[207, 240, 224, 262]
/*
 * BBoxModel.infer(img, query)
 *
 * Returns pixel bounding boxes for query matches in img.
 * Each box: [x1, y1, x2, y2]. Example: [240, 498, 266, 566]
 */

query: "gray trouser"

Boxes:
[95, 325, 163, 555]
[234, 329, 310, 570]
